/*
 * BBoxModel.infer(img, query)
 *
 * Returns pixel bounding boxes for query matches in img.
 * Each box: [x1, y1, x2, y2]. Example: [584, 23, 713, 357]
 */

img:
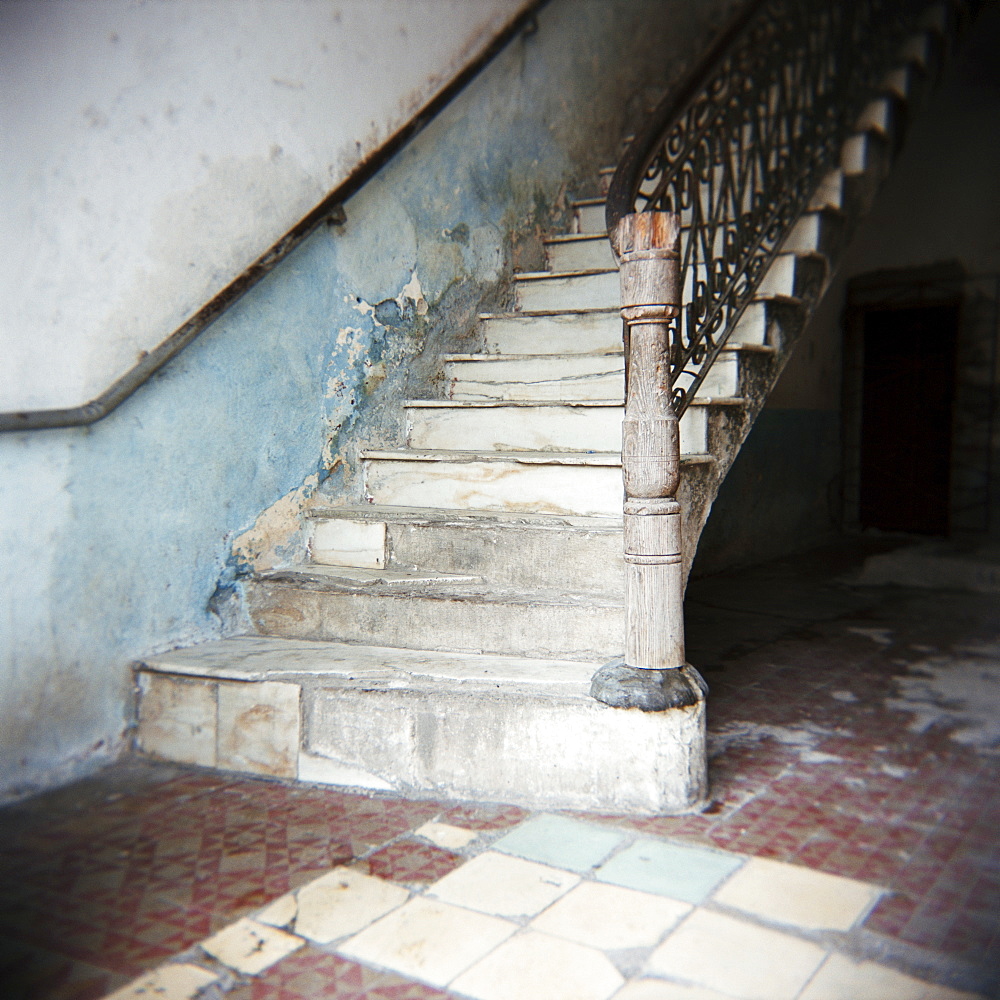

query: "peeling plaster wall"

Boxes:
[0, 0, 734, 801]
[0, 0, 529, 413]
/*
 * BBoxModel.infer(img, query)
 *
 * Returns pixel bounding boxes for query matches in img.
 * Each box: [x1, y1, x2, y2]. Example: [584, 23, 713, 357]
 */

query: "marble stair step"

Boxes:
[404, 399, 713, 455]
[513, 268, 619, 312]
[247, 573, 624, 660]
[478, 309, 621, 355]
[359, 448, 712, 517]
[544, 207, 842, 272]
[135, 636, 702, 813]
[442, 350, 744, 401]
[306, 504, 626, 595]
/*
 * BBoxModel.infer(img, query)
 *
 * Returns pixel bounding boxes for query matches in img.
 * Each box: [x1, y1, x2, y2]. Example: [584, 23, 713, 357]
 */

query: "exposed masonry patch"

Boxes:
[886, 651, 1000, 751]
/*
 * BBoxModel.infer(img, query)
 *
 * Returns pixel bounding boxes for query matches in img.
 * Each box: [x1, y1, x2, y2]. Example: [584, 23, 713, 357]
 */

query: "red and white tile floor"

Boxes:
[1, 541, 997, 999]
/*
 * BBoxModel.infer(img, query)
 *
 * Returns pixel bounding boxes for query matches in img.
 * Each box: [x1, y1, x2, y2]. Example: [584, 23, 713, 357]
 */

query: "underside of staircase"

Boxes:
[135, 8, 956, 814]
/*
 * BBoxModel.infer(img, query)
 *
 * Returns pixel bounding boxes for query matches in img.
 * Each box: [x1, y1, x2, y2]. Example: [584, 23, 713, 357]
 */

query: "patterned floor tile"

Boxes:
[225, 947, 453, 999]
[361, 838, 465, 886]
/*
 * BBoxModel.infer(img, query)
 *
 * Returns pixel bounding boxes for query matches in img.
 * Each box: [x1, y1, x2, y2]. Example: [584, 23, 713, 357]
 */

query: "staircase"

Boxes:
[134, 1, 966, 814]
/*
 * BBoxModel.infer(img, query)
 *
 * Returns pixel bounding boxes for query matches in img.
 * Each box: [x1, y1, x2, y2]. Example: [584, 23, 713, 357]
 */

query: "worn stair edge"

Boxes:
[135, 636, 706, 814]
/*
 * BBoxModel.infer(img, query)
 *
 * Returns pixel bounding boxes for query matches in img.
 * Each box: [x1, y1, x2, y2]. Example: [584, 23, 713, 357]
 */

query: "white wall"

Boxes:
[0, 0, 528, 412]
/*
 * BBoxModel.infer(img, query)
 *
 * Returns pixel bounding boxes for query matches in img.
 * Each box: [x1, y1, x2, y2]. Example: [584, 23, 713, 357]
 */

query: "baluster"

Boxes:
[591, 212, 708, 712]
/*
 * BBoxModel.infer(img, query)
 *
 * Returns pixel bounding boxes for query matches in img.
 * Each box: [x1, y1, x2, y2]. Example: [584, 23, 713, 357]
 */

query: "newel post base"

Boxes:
[590, 659, 708, 712]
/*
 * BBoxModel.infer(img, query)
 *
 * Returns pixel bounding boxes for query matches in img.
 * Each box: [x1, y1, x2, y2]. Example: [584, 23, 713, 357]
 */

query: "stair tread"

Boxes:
[444, 345, 768, 362]
[256, 572, 624, 606]
[514, 268, 617, 281]
[479, 307, 620, 319]
[259, 565, 481, 588]
[403, 397, 743, 408]
[360, 447, 713, 466]
[138, 635, 597, 693]
[305, 503, 623, 530]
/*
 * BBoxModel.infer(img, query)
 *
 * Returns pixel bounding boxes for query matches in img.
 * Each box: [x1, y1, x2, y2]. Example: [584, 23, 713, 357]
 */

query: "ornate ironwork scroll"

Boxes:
[606, 0, 933, 413]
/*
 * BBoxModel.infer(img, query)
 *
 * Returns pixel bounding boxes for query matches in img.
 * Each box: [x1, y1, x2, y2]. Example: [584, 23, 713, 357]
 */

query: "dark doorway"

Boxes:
[857, 301, 960, 534]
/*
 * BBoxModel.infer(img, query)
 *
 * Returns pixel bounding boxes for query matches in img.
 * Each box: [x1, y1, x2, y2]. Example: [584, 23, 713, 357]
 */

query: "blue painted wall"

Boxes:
[0, 0, 734, 800]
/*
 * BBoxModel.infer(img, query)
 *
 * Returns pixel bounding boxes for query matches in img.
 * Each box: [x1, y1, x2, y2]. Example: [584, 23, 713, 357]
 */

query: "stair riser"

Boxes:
[446, 354, 738, 402]
[480, 312, 622, 355]
[248, 583, 623, 660]
[364, 458, 622, 516]
[573, 202, 606, 235]
[515, 271, 619, 312]
[310, 514, 627, 594]
[406, 404, 708, 455]
[304, 686, 705, 813]
[545, 238, 617, 272]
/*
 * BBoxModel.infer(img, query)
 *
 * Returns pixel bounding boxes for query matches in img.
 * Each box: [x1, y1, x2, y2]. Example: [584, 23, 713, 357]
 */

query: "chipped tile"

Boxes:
[451, 929, 623, 1000]
[102, 963, 217, 1000]
[799, 954, 984, 1000]
[217, 681, 300, 778]
[530, 881, 690, 950]
[294, 867, 408, 944]
[338, 896, 516, 988]
[256, 893, 298, 929]
[596, 838, 743, 903]
[415, 820, 479, 851]
[647, 909, 826, 1000]
[429, 851, 578, 919]
[200, 917, 304, 975]
[492, 814, 625, 872]
[713, 856, 883, 931]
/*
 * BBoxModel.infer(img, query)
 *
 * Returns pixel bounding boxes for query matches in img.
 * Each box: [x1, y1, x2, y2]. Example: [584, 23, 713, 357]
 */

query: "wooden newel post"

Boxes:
[591, 211, 708, 712]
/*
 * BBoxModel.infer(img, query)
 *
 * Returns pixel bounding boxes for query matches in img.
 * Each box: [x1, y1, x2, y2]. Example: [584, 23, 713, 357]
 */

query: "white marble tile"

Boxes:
[713, 856, 882, 931]
[294, 867, 408, 944]
[297, 750, 395, 790]
[646, 909, 826, 1000]
[200, 917, 303, 975]
[415, 820, 479, 851]
[338, 896, 516, 988]
[136, 672, 216, 767]
[102, 963, 217, 1000]
[256, 892, 297, 929]
[312, 519, 386, 568]
[216, 680, 299, 777]
[428, 851, 578, 919]
[531, 881, 690, 950]
[799, 954, 985, 1000]
[451, 929, 624, 1000]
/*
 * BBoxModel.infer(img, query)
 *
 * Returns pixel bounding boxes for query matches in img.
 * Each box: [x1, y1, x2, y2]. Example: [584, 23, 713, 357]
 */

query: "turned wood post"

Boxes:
[591, 211, 706, 711]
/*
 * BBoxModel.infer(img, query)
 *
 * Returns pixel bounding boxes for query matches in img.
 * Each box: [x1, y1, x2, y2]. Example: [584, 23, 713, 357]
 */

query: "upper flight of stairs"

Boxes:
[135, 12, 954, 813]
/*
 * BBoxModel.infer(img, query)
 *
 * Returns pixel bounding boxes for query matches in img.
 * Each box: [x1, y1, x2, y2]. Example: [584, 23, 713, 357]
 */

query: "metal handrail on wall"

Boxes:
[0, 2, 545, 433]
[605, 0, 945, 416]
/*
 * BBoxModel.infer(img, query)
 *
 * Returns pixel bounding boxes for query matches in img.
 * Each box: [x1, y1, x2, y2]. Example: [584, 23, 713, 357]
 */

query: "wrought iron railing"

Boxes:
[605, 0, 937, 414]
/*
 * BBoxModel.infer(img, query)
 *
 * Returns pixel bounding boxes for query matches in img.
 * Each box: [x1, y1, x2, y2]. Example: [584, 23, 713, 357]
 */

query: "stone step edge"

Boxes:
[514, 267, 617, 282]
[358, 448, 715, 467]
[402, 396, 745, 409]
[443, 344, 773, 362]
[544, 205, 846, 246]
[253, 572, 625, 609]
[303, 504, 624, 530]
[135, 635, 598, 697]
[479, 293, 803, 323]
